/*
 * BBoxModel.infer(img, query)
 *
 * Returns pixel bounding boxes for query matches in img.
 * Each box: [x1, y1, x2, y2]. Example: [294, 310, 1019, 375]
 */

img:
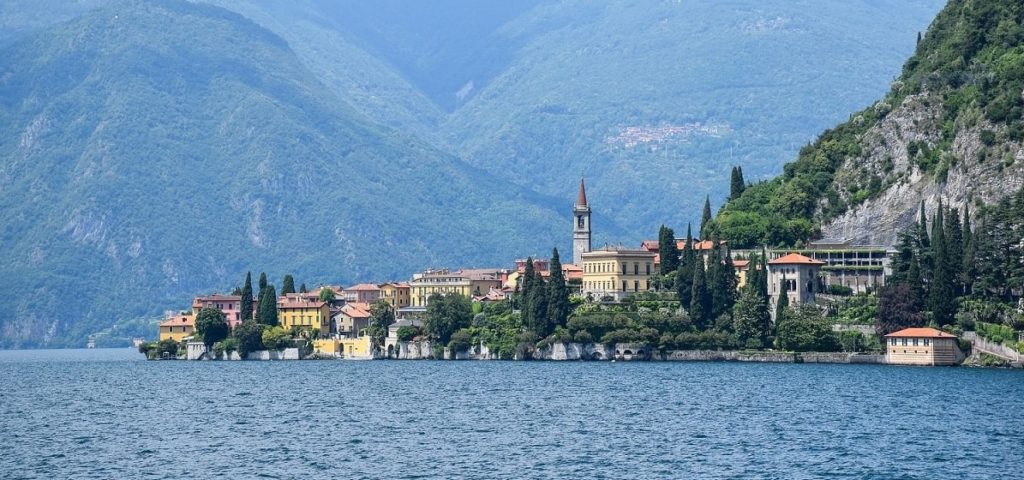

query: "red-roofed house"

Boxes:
[767, 253, 826, 319]
[884, 328, 961, 366]
[334, 302, 372, 337]
[192, 294, 247, 328]
[278, 298, 330, 334]
[345, 284, 381, 303]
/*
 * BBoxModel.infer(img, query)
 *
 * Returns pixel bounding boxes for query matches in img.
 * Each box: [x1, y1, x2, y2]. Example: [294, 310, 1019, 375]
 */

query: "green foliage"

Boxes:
[832, 294, 878, 325]
[976, 321, 1020, 347]
[261, 326, 291, 351]
[195, 307, 229, 348]
[447, 329, 473, 357]
[318, 288, 336, 302]
[239, 272, 253, 324]
[546, 248, 570, 331]
[424, 293, 473, 344]
[281, 275, 296, 296]
[368, 300, 395, 347]
[396, 325, 419, 342]
[258, 285, 279, 326]
[775, 304, 839, 352]
[232, 321, 265, 358]
[733, 288, 769, 347]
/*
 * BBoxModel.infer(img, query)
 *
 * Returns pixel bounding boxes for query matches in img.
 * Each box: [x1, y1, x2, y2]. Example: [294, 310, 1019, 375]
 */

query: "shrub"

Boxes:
[573, 329, 593, 344]
[448, 329, 473, 356]
[261, 326, 291, 351]
[396, 325, 419, 342]
[828, 284, 854, 296]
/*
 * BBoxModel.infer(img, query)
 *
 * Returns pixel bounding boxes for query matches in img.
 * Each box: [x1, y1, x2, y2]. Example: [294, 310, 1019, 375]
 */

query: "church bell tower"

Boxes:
[573, 178, 592, 266]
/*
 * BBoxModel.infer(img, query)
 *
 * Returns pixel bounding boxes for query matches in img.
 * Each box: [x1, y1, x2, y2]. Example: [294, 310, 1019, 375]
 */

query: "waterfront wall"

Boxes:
[247, 348, 300, 360]
[531, 343, 887, 364]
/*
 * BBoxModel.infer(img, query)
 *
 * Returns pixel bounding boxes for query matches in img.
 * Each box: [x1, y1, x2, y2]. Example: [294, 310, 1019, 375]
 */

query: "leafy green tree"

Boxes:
[369, 300, 395, 347]
[232, 321, 265, 358]
[876, 284, 924, 335]
[319, 287, 336, 302]
[733, 288, 769, 348]
[689, 262, 711, 329]
[547, 248, 570, 330]
[261, 326, 291, 351]
[240, 271, 254, 323]
[775, 304, 837, 351]
[448, 329, 474, 357]
[195, 307, 229, 348]
[424, 293, 473, 344]
[281, 274, 296, 295]
[258, 285, 278, 326]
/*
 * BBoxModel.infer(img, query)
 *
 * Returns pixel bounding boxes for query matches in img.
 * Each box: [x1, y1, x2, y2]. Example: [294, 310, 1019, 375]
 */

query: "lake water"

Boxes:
[1, 349, 1022, 479]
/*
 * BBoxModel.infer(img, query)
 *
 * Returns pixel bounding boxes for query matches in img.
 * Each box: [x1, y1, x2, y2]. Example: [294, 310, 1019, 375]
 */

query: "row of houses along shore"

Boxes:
[157, 180, 959, 366]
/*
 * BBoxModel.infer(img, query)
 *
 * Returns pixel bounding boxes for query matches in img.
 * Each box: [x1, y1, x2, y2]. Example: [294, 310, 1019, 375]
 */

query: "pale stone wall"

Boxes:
[246, 348, 301, 360]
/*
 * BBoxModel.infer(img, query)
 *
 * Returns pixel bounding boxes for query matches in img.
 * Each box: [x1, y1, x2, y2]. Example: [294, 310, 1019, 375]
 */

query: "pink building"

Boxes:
[192, 294, 248, 328]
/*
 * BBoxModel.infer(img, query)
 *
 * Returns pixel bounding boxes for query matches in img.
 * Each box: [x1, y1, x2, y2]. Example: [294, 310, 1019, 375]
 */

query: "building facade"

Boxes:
[334, 302, 372, 337]
[344, 284, 381, 304]
[278, 299, 330, 334]
[409, 269, 503, 307]
[573, 179, 592, 266]
[581, 247, 656, 301]
[379, 282, 411, 310]
[192, 294, 246, 328]
[767, 253, 825, 319]
[884, 328, 960, 366]
[158, 312, 195, 342]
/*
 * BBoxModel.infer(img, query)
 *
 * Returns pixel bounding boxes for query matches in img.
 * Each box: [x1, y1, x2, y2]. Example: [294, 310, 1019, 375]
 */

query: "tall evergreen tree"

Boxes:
[675, 224, 696, 306]
[774, 275, 790, 322]
[733, 288, 769, 348]
[658, 225, 680, 275]
[281, 274, 296, 296]
[521, 256, 536, 314]
[299, 283, 308, 294]
[547, 248, 570, 330]
[240, 271, 254, 323]
[928, 204, 956, 326]
[709, 237, 736, 319]
[961, 207, 975, 295]
[907, 254, 924, 307]
[689, 262, 712, 329]
[945, 207, 963, 294]
[528, 273, 549, 336]
[257, 284, 278, 326]
[258, 272, 268, 292]
[729, 166, 746, 200]
[700, 196, 713, 238]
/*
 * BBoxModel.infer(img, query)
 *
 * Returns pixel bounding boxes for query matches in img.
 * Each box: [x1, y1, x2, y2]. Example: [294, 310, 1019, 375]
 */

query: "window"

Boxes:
[901, 338, 908, 346]
[622, 281, 627, 292]
[912, 339, 919, 346]
[646, 263, 651, 275]
[634, 280, 639, 292]
[621, 263, 627, 275]
[890, 338, 897, 346]
[924, 339, 930, 346]
[634, 263, 639, 275]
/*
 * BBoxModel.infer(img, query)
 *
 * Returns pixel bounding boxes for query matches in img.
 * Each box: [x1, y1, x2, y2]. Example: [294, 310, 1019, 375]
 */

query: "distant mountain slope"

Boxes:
[441, 0, 945, 234]
[714, 0, 1024, 247]
[0, 0, 570, 347]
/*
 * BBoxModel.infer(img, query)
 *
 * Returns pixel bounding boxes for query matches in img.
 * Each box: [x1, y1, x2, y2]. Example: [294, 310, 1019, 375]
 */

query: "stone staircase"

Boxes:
[963, 332, 1022, 367]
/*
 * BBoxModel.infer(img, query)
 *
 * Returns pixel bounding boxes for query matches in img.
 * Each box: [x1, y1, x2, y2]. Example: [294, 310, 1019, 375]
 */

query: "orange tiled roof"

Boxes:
[884, 328, 957, 338]
[347, 283, 380, 291]
[768, 253, 826, 265]
[639, 240, 660, 252]
[278, 298, 327, 310]
[159, 313, 194, 327]
[341, 302, 372, 318]
[733, 259, 750, 268]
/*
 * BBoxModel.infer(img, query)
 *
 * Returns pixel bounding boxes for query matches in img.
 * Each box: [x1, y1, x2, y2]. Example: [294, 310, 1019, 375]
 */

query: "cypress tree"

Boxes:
[961, 207, 975, 295]
[729, 166, 745, 200]
[689, 262, 712, 329]
[774, 275, 790, 322]
[945, 207, 963, 295]
[258, 284, 278, 326]
[700, 196, 713, 238]
[258, 272, 268, 292]
[676, 225, 694, 308]
[240, 271, 253, 323]
[547, 248, 570, 330]
[299, 283, 308, 294]
[736, 166, 745, 193]
[715, 250, 738, 319]
[281, 274, 296, 296]
[907, 253, 924, 307]
[928, 204, 956, 326]
[658, 225, 675, 275]
[521, 257, 535, 322]
[528, 273, 549, 336]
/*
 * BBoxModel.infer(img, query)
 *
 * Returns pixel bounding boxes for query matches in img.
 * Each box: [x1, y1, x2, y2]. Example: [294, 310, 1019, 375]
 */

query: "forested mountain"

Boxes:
[0, 0, 945, 347]
[0, 0, 568, 347]
[714, 0, 1024, 248]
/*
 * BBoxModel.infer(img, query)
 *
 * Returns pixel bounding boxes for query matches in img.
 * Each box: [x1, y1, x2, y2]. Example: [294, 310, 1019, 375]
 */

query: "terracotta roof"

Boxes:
[347, 283, 380, 291]
[768, 253, 826, 265]
[733, 259, 750, 268]
[576, 178, 588, 207]
[159, 313, 194, 327]
[884, 328, 957, 338]
[639, 240, 660, 252]
[340, 302, 372, 318]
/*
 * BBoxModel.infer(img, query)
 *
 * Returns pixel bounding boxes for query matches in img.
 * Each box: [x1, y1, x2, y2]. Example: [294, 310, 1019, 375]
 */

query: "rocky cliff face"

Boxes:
[821, 93, 1024, 245]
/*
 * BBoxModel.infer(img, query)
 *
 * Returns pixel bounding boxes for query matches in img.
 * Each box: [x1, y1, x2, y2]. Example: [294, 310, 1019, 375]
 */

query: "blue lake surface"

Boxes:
[1, 349, 1022, 479]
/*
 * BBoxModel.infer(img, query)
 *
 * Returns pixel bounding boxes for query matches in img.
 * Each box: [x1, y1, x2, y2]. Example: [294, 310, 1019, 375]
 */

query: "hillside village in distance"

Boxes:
[140, 178, 1008, 367]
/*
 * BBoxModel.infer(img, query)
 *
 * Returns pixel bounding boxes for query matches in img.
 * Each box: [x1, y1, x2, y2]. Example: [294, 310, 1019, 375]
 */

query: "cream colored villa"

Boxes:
[884, 327, 960, 366]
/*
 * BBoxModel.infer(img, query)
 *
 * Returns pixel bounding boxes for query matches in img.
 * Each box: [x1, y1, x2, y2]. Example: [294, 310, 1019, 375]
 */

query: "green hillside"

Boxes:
[0, 0, 570, 347]
[713, 0, 1024, 247]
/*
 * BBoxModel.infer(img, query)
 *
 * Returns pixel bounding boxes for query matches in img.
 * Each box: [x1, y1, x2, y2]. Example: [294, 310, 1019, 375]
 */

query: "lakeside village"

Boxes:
[140, 178, 1024, 367]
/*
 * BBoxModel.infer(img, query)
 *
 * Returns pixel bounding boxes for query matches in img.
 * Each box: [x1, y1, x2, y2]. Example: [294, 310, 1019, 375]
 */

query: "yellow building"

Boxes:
[158, 312, 195, 342]
[885, 328, 960, 366]
[379, 282, 411, 310]
[313, 336, 373, 359]
[409, 268, 503, 307]
[581, 247, 656, 302]
[278, 298, 330, 334]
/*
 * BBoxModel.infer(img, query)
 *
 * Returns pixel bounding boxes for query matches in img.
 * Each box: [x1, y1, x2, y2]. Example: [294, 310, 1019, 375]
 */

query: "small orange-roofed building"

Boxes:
[158, 312, 195, 342]
[884, 328, 961, 366]
[278, 298, 330, 334]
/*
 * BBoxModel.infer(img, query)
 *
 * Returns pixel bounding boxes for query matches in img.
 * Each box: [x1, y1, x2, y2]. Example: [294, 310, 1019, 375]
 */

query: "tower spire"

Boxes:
[576, 178, 588, 207]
